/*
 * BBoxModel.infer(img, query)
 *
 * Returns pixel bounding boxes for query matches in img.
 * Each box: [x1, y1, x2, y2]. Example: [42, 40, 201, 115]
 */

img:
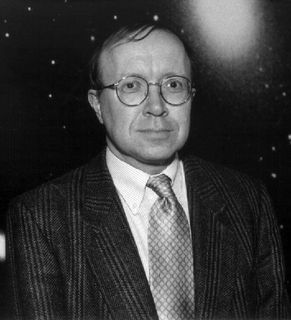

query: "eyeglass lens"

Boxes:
[117, 76, 191, 106]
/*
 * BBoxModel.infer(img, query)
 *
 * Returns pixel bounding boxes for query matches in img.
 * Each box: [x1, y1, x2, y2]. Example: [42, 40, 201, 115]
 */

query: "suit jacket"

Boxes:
[7, 150, 290, 319]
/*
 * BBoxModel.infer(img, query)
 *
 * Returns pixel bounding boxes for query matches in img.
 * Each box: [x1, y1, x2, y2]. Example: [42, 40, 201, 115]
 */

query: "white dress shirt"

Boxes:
[106, 147, 190, 280]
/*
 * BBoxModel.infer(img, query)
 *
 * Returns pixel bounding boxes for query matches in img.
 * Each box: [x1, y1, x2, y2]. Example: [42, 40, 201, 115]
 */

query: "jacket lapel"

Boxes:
[81, 152, 158, 320]
[184, 157, 238, 319]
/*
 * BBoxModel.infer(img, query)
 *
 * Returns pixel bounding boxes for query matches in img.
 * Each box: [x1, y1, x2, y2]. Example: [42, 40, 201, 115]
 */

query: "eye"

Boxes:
[170, 81, 180, 88]
[126, 83, 135, 89]
[164, 78, 185, 92]
[119, 77, 144, 93]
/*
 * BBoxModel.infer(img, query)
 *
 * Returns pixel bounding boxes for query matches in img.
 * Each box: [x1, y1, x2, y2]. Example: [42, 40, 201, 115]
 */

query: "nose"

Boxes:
[142, 83, 168, 117]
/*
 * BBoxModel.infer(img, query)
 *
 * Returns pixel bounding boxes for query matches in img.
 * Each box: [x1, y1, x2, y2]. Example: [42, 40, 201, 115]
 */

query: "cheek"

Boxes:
[176, 107, 191, 135]
[99, 95, 120, 127]
[100, 102, 137, 137]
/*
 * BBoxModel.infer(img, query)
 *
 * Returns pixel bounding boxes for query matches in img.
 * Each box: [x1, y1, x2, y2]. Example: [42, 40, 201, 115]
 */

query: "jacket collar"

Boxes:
[183, 156, 227, 217]
[81, 151, 229, 229]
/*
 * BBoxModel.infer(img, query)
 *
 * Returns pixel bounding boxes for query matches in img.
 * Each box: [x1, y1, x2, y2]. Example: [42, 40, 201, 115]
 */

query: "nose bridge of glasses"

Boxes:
[148, 81, 160, 87]
[147, 81, 164, 103]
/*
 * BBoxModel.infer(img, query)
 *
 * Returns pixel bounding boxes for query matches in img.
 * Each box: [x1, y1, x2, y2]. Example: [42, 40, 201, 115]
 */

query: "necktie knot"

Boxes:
[146, 174, 175, 199]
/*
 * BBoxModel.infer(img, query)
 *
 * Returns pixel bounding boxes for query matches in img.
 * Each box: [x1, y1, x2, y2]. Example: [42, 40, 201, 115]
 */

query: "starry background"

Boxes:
[0, 0, 290, 316]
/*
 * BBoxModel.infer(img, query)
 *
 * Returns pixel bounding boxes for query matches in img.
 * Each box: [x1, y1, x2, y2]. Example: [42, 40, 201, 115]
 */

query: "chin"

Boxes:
[139, 150, 176, 166]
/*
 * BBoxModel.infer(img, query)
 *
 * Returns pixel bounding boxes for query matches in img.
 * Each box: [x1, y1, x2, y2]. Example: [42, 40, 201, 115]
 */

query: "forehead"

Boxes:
[99, 29, 191, 81]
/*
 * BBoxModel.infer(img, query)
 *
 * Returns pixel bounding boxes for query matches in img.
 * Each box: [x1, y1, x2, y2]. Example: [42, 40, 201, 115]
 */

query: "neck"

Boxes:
[106, 146, 175, 175]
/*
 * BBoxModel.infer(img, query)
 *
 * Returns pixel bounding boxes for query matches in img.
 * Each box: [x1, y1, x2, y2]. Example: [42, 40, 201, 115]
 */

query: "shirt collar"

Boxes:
[106, 147, 179, 214]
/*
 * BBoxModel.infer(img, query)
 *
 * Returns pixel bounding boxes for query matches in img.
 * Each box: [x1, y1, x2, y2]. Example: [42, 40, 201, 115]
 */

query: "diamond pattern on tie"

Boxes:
[147, 174, 195, 320]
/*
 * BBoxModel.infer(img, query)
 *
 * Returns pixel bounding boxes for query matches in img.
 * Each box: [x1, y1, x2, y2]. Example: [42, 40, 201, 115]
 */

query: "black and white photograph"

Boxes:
[0, 0, 291, 319]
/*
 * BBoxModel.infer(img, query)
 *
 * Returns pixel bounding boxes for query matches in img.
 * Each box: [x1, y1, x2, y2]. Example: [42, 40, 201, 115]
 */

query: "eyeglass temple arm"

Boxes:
[97, 83, 117, 91]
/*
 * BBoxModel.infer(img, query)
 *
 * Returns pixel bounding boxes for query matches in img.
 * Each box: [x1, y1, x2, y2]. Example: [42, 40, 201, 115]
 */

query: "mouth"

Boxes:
[138, 127, 173, 133]
[137, 128, 173, 139]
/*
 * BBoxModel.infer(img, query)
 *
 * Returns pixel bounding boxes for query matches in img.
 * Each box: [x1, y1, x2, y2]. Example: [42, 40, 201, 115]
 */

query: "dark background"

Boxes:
[0, 0, 290, 317]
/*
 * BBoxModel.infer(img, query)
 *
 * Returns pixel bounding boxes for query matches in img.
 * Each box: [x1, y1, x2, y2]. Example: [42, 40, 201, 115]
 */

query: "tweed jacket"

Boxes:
[7, 151, 290, 319]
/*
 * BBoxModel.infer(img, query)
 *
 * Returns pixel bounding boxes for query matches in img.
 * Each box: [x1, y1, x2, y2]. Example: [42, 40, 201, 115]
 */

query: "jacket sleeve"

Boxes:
[254, 183, 291, 318]
[7, 197, 66, 320]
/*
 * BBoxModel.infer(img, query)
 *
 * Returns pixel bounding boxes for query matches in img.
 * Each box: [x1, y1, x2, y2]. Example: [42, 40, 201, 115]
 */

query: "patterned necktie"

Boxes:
[147, 174, 195, 320]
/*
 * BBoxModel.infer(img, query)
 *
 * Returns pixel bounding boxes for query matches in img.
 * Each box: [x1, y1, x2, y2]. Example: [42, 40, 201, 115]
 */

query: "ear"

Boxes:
[88, 89, 104, 124]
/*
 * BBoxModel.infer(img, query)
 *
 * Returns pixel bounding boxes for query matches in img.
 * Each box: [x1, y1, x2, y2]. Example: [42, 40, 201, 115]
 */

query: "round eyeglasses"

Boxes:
[97, 75, 196, 107]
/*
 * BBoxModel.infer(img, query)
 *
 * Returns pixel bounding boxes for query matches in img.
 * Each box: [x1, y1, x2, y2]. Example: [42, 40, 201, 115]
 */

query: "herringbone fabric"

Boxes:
[147, 174, 195, 320]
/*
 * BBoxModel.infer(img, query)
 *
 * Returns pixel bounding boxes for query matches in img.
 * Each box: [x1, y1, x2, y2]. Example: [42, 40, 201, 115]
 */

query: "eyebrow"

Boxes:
[119, 72, 190, 81]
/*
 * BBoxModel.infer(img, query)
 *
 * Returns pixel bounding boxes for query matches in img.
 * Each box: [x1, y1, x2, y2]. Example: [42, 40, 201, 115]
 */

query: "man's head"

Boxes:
[88, 24, 195, 174]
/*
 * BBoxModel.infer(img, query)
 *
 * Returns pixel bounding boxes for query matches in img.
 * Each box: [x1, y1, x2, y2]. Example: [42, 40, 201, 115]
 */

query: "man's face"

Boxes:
[89, 29, 192, 174]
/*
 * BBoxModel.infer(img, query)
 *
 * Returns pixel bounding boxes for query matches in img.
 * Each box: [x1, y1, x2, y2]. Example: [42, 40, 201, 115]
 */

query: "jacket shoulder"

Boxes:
[183, 155, 270, 214]
[7, 163, 95, 241]
[184, 154, 263, 186]
[11, 164, 87, 209]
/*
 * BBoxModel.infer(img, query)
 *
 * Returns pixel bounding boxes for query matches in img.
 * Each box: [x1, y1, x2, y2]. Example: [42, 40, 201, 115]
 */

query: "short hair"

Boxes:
[89, 22, 195, 91]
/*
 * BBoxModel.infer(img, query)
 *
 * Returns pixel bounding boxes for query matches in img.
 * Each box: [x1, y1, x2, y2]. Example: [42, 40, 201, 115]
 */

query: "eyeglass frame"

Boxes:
[96, 75, 196, 107]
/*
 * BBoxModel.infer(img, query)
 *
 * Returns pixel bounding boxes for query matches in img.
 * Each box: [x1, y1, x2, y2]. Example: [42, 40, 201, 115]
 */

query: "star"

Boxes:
[271, 173, 277, 179]
[27, 7, 32, 12]
[153, 14, 159, 21]
[51, 60, 56, 65]
[4, 33, 10, 38]
[90, 35, 95, 42]
[48, 93, 53, 98]
[113, 15, 118, 20]
[271, 146, 276, 152]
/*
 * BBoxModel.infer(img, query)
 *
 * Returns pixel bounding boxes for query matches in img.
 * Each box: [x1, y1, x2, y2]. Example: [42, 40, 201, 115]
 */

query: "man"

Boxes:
[7, 23, 290, 319]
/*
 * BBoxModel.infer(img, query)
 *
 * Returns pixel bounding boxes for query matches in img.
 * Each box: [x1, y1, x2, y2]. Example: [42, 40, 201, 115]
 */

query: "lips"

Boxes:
[137, 128, 173, 140]
[138, 129, 172, 133]
[138, 129, 173, 137]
